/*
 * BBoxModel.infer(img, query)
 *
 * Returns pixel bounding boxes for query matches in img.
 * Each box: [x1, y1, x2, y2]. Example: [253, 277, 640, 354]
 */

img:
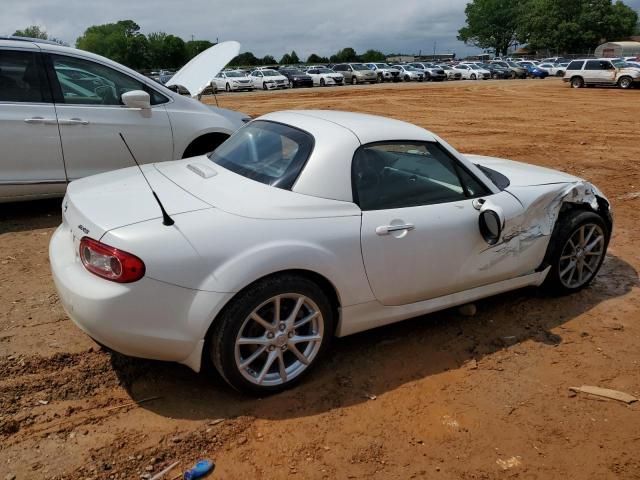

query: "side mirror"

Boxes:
[477, 201, 505, 245]
[122, 90, 151, 109]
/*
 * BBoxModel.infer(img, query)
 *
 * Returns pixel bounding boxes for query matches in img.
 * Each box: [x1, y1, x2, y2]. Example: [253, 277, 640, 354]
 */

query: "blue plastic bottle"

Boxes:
[183, 460, 215, 479]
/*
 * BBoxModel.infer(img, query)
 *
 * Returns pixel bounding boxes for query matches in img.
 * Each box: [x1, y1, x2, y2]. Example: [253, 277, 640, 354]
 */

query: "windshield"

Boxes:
[262, 70, 279, 77]
[375, 64, 388, 68]
[352, 64, 370, 71]
[612, 60, 630, 68]
[440, 65, 451, 70]
[208, 121, 314, 190]
[468, 65, 480, 70]
[507, 62, 520, 67]
[317, 68, 334, 73]
[226, 71, 244, 78]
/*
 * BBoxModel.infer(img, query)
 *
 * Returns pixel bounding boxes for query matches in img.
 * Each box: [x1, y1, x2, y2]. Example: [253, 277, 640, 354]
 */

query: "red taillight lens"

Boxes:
[79, 237, 145, 283]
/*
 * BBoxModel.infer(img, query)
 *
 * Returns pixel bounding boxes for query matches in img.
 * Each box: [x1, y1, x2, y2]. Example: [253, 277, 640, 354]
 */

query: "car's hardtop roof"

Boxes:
[259, 110, 436, 144]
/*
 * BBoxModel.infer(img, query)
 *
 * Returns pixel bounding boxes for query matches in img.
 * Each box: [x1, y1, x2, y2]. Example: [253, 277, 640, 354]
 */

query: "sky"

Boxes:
[2, 0, 640, 60]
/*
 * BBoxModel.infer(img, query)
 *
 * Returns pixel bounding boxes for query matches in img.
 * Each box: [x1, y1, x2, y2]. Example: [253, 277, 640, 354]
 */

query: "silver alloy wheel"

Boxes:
[234, 294, 324, 387]
[558, 223, 605, 289]
[619, 77, 632, 89]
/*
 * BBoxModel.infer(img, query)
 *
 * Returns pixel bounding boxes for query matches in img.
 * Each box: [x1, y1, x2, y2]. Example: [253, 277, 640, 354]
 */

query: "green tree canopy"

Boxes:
[307, 53, 330, 64]
[76, 20, 149, 69]
[330, 47, 360, 63]
[360, 49, 387, 62]
[186, 40, 214, 59]
[279, 50, 300, 64]
[519, 0, 639, 53]
[261, 55, 278, 65]
[230, 51, 260, 66]
[458, 0, 524, 56]
[148, 32, 188, 68]
[13, 25, 48, 39]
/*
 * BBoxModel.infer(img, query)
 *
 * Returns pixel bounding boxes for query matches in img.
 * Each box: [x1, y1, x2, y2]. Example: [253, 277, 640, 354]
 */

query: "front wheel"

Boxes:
[320, 78, 325, 87]
[225, 83, 231, 92]
[570, 77, 584, 88]
[351, 76, 357, 85]
[470, 73, 477, 80]
[262, 82, 268, 90]
[542, 211, 609, 295]
[208, 274, 334, 395]
[618, 76, 633, 89]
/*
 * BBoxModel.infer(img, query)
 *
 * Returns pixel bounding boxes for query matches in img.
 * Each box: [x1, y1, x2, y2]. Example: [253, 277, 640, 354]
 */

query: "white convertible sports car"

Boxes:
[50, 111, 612, 394]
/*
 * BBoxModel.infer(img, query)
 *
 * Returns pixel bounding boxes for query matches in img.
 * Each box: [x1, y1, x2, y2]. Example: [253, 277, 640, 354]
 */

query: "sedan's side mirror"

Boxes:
[122, 90, 151, 109]
[477, 201, 505, 245]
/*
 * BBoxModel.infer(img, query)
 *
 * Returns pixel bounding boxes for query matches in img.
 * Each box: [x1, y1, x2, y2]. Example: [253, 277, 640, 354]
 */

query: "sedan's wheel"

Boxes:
[209, 274, 334, 394]
[320, 78, 325, 87]
[471, 73, 477, 80]
[570, 77, 584, 88]
[618, 76, 633, 89]
[225, 83, 231, 92]
[351, 76, 357, 85]
[542, 211, 609, 294]
[404, 74, 410, 82]
[262, 82, 268, 90]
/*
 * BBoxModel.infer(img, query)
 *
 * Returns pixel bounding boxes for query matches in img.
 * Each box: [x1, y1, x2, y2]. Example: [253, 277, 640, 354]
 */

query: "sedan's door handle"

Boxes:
[24, 117, 57, 125]
[59, 118, 89, 125]
[375, 224, 415, 236]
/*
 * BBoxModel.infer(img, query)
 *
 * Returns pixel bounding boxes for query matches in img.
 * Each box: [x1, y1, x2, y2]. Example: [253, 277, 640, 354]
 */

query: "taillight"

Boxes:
[79, 237, 145, 283]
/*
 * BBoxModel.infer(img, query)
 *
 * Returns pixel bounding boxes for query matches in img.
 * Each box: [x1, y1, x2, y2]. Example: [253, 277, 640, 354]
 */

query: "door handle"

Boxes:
[375, 224, 415, 236]
[59, 118, 89, 125]
[24, 117, 57, 125]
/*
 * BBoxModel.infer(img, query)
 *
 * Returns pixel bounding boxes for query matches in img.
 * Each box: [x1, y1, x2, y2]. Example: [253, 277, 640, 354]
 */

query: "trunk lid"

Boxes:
[63, 165, 210, 240]
[465, 154, 581, 187]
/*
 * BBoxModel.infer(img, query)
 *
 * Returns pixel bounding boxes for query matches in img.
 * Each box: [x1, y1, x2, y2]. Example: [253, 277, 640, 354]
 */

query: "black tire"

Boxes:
[471, 73, 477, 80]
[208, 274, 335, 395]
[404, 74, 410, 82]
[377, 74, 383, 83]
[618, 76, 633, 89]
[225, 83, 231, 92]
[262, 81, 268, 91]
[541, 210, 610, 295]
[556, 71, 564, 77]
[570, 76, 584, 88]
[351, 76, 357, 85]
[320, 78, 325, 87]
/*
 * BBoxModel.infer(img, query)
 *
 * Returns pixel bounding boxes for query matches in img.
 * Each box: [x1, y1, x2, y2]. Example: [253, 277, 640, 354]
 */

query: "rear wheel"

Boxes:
[225, 83, 231, 92]
[542, 211, 609, 295]
[208, 274, 334, 395]
[570, 76, 584, 88]
[618, 76, 633, 89]
[320, 78, 325, 87]
[262, 81, 268, 90]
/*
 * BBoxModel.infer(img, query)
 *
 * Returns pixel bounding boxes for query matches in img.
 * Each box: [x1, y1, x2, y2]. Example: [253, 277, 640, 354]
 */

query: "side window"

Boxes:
[568, 60, 585, 70]
[51, 54, 165, 106]
[585, 60, 601, 70]
[600, 61, 614, 70]
[352, 142, 489, 211]
[0, 50, 48, 103]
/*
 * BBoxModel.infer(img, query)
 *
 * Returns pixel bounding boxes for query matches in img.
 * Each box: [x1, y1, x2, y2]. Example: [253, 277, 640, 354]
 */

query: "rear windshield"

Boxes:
[208, 121, 314, 190]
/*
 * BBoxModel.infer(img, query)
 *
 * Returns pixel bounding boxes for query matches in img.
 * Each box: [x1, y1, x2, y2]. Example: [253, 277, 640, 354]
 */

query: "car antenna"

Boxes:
[118, 133, 175, 226]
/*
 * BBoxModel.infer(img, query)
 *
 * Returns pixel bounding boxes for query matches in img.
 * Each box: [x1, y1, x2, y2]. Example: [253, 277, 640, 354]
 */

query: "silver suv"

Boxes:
[332, 63, 377, 85]
[563, 58, 640, 89]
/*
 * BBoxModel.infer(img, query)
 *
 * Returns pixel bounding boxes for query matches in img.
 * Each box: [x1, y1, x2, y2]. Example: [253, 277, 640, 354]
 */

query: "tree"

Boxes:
[230, 51, 260, 66]
[76, 20, 149, 69]
[360, 49, 386, 62]
[329, 47, 359, 63]
[457, 0, 524, 56]
[186, 40, 214, 59]
[261, 55, 277, 65]
[13, 25, 48, 39]
[307, 53, 330, 63]
[279, 50, 300, 64]
[518, 0, 638, 53]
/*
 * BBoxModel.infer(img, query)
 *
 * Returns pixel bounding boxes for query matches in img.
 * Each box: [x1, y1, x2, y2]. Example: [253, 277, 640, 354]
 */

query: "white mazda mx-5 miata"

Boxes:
[50, 111, 612, 394]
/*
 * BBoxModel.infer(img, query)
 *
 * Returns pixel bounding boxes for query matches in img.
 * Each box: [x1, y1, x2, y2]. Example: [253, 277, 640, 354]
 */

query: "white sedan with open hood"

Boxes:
[50, 111, 612, 394]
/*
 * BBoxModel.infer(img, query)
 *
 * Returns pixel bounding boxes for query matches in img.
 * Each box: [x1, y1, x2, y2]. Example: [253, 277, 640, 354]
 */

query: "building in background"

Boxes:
[595, 41, 640, 58]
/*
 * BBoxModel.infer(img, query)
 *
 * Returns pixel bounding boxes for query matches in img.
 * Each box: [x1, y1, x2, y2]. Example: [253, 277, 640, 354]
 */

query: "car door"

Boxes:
[583, 60, 606, 84]
[46, 52, 173, 180]
[250, 70, 263, 88]
[355, 142, 525, 306]
[213, 72, 225, 90]
[0, 47, 66, 199]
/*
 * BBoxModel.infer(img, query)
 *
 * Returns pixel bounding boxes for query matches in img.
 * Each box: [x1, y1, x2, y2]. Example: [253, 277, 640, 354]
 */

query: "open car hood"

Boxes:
[166, 41, 241, 97]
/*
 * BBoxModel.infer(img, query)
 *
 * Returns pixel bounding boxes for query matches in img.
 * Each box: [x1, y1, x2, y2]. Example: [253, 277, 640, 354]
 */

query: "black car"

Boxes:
[279, 68, 314, 88]
[480, 64, 513, 79]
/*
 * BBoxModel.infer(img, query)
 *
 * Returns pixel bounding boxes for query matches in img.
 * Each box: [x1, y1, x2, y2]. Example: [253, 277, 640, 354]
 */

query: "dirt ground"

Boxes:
[1, 78, 639, 480]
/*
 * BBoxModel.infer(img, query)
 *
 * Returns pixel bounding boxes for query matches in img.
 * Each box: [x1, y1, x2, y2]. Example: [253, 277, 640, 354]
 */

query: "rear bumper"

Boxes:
[49, 225, 232, 371]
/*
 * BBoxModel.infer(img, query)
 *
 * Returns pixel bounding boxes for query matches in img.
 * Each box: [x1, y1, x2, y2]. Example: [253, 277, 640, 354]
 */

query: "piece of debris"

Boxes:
[569, 386, 637, 404]
[458, 303, 477, 317]
[148, 461, 179, 480]
[104, 396, 162, 412]
[38, 400, 49, 405]
[466, 359, 478, 370]
[496, 456, 522, 470]
[363, 393, 377, 400]
[208, 418, 224, 426]
[500, 336, 518, 347]
[617, 191, 640, 201]
[183, 459, 215, 480]
[5, 473, 17, 480]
